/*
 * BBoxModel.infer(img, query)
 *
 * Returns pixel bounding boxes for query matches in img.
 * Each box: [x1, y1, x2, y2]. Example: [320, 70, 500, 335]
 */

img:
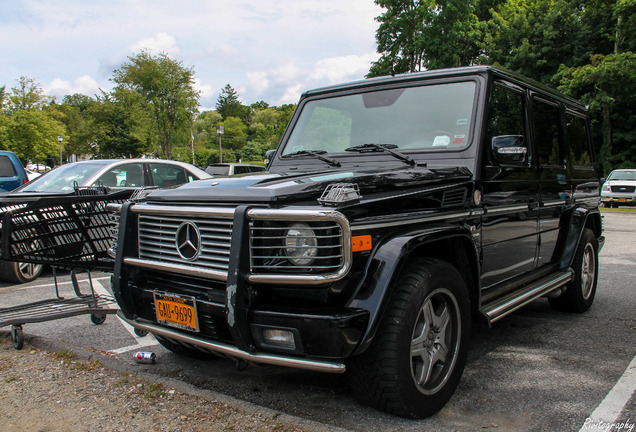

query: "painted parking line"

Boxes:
[579, 355, 636, 431]
[91, 280, 159, 355]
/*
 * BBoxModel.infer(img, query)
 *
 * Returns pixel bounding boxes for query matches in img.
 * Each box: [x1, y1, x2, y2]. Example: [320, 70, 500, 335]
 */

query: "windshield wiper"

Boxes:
[282, 150, 341, 167]
[345, 143, 416, 166]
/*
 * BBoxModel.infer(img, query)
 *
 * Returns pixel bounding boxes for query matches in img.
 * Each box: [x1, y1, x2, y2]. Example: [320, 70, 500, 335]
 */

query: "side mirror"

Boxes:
[492, 135, 528, 165]
[264, 149, 276, 169]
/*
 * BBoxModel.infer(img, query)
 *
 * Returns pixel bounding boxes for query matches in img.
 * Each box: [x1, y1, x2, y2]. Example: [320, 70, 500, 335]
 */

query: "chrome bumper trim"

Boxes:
[124, 257, 227, 281]
[118, 312, 346, 373]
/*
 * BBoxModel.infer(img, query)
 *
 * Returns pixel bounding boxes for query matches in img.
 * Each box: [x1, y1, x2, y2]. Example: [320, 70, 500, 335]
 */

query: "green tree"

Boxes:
[215, 84, 250, 121]
[241, 140, 270, 162]
[2, 77, 65, 163]
[5, 76, 51, 113]
[219, 116, 248, 152]
[0, 86, 6, 111]
[482, 0, 593, 83]
[369, 0, 486, 77]
[4, 109, 65, 162]
[112, 50, 200, 159]
[85, 91, 153, 158]
[193, 110, 222, 145]
[556, 53, 636, 173]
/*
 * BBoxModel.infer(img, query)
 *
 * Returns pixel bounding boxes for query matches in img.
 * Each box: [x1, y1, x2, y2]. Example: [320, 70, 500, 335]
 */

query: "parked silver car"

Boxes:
[0, 158, 211, 283]
[601, 169, 636, 208]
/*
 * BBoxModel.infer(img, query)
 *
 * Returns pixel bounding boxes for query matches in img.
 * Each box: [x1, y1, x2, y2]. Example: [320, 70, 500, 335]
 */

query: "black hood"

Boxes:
[145, 165, 473, 206]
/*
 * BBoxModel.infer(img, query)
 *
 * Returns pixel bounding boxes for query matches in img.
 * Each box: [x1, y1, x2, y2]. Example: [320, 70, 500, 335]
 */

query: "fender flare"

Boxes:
[559, 206, 603, 270]
[348, 227, 479, 356]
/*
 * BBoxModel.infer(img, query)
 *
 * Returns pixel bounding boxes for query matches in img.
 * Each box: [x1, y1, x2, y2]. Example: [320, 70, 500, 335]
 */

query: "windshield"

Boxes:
[281, 81, 477, 156]
[608, 170, 636, 181]
[19, 162, 107, 192]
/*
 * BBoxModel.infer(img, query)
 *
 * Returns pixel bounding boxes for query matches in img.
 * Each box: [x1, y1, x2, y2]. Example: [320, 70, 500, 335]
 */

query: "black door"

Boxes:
[480, 82, 539, 289]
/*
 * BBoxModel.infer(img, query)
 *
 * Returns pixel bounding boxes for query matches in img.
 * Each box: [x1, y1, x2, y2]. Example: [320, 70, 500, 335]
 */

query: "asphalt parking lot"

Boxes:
[0, 211, 634, 432]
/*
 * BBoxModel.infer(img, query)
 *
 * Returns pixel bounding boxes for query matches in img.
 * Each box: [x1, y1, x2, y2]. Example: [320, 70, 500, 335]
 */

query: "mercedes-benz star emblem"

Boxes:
[175, 221, 201, 261]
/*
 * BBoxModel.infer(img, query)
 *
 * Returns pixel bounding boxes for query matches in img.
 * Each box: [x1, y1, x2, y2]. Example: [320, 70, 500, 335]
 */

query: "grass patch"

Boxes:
[115, 374, 130, 386]
[53, 350, 76, 359]
[143, 382, 165, 399]
[74, 359, 101, 371]
[600, 207, 636, 213]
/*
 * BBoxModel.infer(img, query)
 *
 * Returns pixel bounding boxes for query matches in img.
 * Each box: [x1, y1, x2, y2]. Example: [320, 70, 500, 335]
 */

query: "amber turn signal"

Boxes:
[352, 235, 372, 252]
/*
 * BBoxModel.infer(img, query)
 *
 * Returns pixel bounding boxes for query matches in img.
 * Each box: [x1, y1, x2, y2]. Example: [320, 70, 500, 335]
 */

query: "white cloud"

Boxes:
[45, 75, 103, 100]
[277, 84, 305, 106]
[1, 0, 383, 107]
[246, 72, 269, 97]
[129, 32, 181, 57]
[309, 53, 379, 84]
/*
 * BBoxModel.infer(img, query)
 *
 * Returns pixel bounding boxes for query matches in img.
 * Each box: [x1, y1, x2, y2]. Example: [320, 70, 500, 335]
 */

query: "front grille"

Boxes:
[611, 185, 636, 193]
[126, 205, 351, 284]
[138, 214, 233, 272]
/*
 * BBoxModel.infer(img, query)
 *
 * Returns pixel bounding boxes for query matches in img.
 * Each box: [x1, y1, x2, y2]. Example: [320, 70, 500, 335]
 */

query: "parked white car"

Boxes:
[601, 169, 636, 208]
[0, 158, 211, 283]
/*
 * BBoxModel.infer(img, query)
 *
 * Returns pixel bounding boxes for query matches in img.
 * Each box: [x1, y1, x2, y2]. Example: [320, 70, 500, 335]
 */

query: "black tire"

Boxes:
[0, 261, 44, 284]
[155, 335, 218, 360]
[90, 313, 107, 325]
[347, 258, 471, 418]
[134, 328, 149, 337]
[11, 325, 24, 350]
[549, 228, 598, 313]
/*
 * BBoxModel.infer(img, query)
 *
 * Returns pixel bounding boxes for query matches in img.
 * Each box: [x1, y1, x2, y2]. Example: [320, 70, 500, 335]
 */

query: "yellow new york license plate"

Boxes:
[154, 292, 199, 332]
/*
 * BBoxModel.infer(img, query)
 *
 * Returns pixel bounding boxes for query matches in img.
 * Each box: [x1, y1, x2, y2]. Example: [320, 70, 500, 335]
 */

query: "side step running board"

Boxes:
[481, 269, 574, 324]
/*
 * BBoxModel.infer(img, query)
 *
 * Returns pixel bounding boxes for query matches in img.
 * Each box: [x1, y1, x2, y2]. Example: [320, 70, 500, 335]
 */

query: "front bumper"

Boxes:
[118, 312, 347, 373]
[601, 193, 636, 205]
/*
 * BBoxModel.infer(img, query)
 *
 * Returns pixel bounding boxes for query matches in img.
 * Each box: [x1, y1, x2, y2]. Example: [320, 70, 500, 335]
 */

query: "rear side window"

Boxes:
[533, 98, 565, 167]
[149, 164, 190, 187]
[566, 113, 592, 167]
[0, 156, 16, 177]
[97, 163, 145, 187]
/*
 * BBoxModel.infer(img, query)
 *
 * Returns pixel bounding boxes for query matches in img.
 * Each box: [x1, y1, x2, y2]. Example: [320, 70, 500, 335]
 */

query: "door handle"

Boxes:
[528, 199, 540, 210]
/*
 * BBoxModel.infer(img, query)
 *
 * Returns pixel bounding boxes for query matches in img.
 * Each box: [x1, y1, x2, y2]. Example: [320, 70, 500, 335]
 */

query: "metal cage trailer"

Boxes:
[0, 187, 132, 349]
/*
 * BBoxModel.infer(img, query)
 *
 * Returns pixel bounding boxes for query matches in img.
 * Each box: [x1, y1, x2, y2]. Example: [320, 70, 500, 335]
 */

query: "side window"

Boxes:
[97, 163, 145, 187]
[566, 113, 592, 167]
[149, 164, 189, 187]
[532, 98, 565, 167]
[0, 156, 16, 177]
[485, 83, 527, 164]
[233, 166, 249, 175]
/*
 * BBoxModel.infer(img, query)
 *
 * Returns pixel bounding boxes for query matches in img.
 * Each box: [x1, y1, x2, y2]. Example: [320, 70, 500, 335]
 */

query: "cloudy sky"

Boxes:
[1, 0, 383, 110]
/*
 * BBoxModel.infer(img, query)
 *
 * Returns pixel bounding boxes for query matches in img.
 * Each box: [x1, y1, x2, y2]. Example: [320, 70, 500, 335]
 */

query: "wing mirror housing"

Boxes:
[264, 149, 276, 169]
[492, 135, 528, 165]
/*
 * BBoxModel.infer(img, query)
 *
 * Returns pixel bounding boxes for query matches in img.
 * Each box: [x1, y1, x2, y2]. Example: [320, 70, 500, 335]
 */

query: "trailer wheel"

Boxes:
[11, 325, 24, 350]
[90, 313, 107, 325]
[134, 328, 149, 337]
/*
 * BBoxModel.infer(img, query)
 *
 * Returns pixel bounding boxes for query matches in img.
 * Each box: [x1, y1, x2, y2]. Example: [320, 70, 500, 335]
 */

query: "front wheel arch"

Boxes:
[349, 231, 479, 357]
[347, 258, 471, 418]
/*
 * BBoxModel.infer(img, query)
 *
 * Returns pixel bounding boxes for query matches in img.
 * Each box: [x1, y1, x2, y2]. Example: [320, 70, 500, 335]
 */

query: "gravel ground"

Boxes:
[0, 333, 339, 432]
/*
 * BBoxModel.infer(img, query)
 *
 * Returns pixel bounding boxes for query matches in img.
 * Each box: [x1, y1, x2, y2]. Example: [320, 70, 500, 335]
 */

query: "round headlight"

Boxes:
[285, 223, 318, 266]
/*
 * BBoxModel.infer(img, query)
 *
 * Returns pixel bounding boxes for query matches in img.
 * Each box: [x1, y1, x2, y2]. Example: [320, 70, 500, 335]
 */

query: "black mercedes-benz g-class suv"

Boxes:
[111, 66, 604, 418]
